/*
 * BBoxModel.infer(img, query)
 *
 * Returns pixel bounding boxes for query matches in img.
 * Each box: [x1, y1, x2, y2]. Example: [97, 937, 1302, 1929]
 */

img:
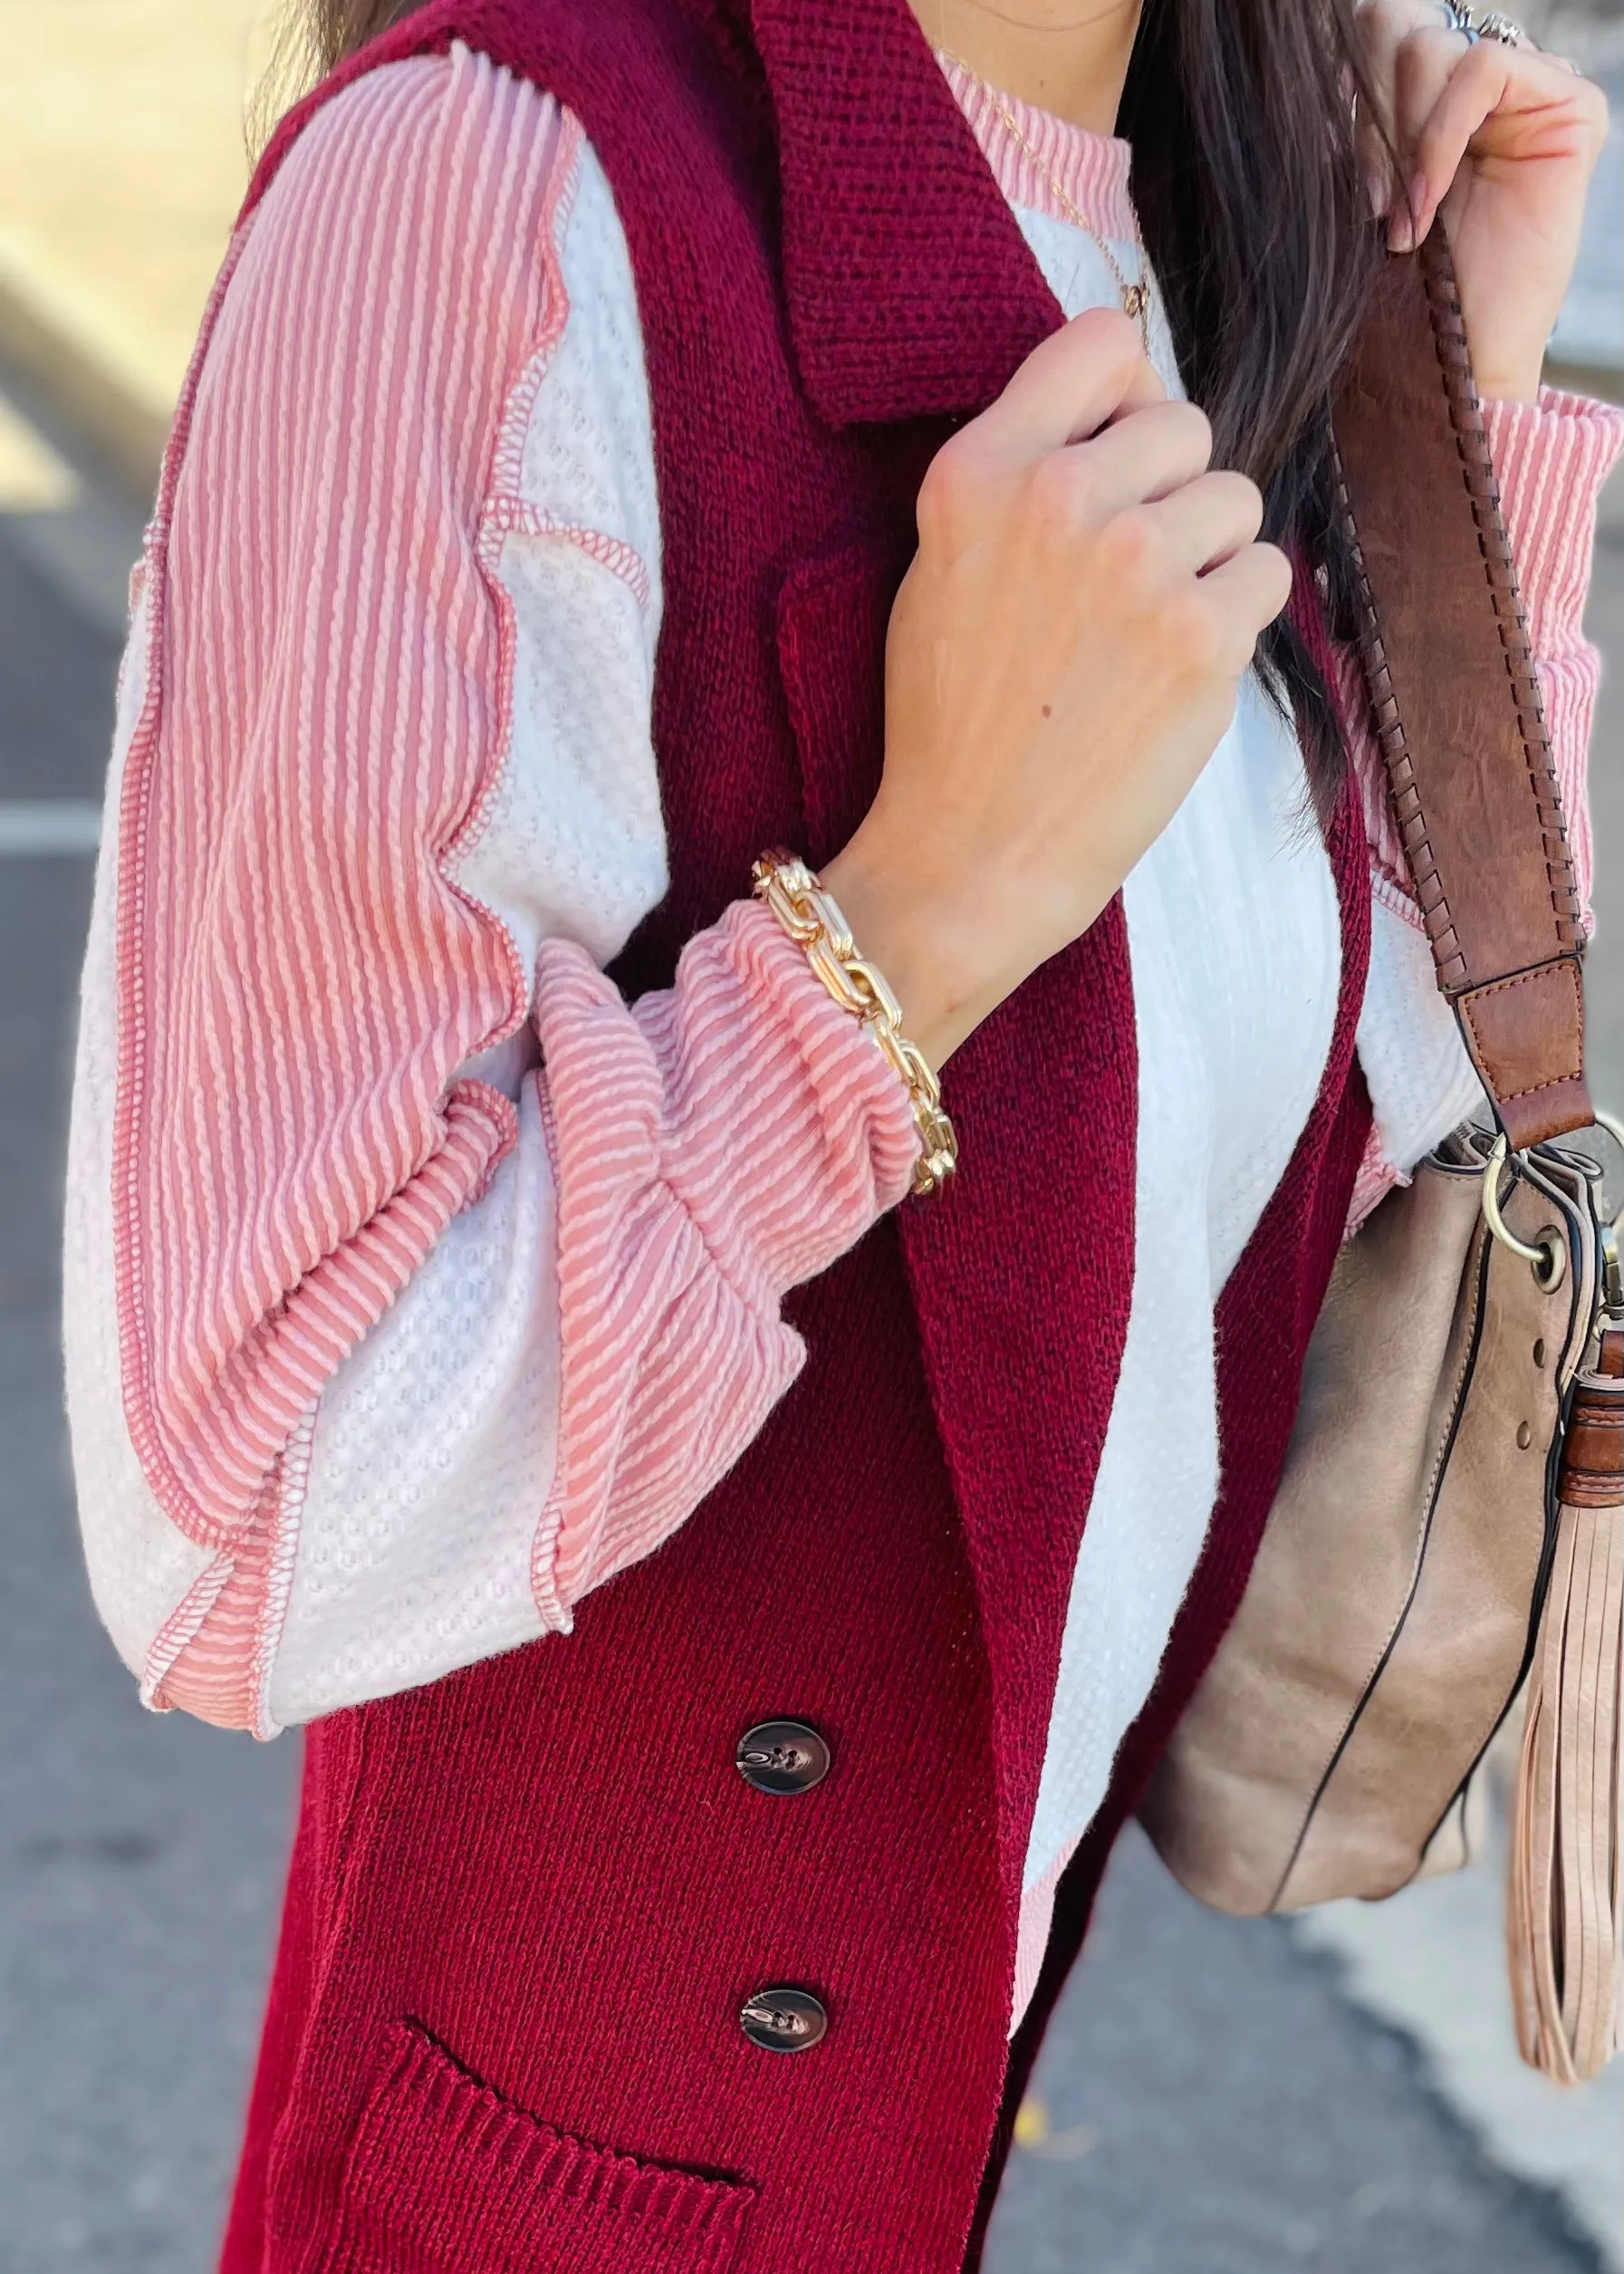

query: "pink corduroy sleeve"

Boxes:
[99, 53, 917, 1730]
[1344, 385, 1624, 1229]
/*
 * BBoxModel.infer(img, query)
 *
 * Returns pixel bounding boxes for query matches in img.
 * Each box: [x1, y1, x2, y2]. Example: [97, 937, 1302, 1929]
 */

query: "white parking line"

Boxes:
[0, 800, 101, 853]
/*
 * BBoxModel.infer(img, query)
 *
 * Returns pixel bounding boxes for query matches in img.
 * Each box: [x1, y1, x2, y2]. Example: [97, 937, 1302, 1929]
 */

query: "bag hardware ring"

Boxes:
[1481, 1108, 1624, 1290]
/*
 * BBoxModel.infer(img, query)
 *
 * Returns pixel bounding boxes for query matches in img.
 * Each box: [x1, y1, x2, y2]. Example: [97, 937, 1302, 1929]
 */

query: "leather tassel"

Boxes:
[1509, 1363, 1624, 2085]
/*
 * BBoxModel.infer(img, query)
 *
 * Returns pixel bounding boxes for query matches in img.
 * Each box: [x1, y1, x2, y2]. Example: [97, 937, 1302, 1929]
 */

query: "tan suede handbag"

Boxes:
[1139, 227, 1624, 2087]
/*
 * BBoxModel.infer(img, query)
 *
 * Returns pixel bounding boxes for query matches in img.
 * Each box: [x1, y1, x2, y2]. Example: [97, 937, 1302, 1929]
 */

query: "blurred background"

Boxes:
[0, 5, 1619, 2269]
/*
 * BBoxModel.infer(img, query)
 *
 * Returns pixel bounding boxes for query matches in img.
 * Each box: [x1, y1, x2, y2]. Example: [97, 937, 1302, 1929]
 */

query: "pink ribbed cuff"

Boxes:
[658, 896, 925, 1287]
[532, 897, 921, 1616]
[1483, 386, 1624, 659]
[542, 897, 922, 1300]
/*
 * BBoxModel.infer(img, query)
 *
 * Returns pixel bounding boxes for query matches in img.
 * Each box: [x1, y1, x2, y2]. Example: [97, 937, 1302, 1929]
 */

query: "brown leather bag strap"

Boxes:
[1331, 224, 1591, 1151]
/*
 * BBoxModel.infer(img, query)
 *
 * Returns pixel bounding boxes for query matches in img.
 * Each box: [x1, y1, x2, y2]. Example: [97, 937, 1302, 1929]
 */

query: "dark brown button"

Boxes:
[735, 1720, 831, 1796]
[739, 1986, 828, 2053]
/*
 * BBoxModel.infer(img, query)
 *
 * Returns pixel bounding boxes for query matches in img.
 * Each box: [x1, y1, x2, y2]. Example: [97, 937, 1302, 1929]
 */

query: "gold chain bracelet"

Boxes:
[751, 851, 957, 1198]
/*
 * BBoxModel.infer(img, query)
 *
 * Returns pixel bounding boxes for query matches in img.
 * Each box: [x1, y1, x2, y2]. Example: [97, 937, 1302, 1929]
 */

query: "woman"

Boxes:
[64, 0, 1618, 2263]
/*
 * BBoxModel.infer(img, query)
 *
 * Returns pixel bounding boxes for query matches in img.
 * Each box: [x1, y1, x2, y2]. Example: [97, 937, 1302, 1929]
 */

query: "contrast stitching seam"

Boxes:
[1458, 964, 1586, 1102]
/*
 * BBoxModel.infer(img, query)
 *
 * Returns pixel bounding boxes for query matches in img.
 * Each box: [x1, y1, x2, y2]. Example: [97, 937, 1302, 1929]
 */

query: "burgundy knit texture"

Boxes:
[225, 4, 1374, 2269]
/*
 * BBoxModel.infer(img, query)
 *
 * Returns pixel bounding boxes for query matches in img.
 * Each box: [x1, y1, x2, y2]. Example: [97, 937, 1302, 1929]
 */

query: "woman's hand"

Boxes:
[822, 310, 1292, 1071]
[1356, 0, 1610, 402]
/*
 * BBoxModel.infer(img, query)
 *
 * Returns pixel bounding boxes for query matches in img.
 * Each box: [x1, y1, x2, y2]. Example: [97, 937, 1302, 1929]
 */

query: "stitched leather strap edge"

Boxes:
[1417, 236, 1586, 966]
[1332, 226, 1591, 1148]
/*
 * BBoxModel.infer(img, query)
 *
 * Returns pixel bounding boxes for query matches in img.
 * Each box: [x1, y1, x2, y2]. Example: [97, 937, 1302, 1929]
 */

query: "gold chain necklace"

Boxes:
[939, 50, 1152, 354]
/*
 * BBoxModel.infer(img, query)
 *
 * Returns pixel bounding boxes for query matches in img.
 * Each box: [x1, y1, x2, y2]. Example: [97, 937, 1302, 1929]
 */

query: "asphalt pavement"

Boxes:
[0, 383, 1618, 2273]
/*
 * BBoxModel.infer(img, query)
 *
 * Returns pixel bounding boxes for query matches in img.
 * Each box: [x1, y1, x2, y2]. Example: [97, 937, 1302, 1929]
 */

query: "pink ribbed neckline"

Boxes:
[937, 50, 1138, 243]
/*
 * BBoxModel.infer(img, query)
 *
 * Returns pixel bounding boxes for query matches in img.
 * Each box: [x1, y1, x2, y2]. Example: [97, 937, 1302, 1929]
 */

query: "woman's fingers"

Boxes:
[1144, 469, 1267, 575]
[1359, 14, 1608, 252]
[1389, 25, 1465, 236]
[1353, 0, 1439, 213]
[1352, 8, 1471, 237]
[1199, 543, 1296, 670]
[1062, 400, 1216, 515]
[1395, 38, 1608, 246]
[1390, 28, 1498, 244]
[977, 307, 1164, 462]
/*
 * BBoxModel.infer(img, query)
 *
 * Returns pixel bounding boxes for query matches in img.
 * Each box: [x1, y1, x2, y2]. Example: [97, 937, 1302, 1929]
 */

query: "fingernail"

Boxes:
[1408, 170, 1429, 235]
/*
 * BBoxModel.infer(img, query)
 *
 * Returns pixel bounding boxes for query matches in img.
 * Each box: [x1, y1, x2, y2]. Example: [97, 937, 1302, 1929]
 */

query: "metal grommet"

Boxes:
[1482, 1136, 1567, 1290]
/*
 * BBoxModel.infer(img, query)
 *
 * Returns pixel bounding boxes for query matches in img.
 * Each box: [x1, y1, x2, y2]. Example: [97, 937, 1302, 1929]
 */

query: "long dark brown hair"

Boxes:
[286, 0, 416, 71]
[279, 0, 1390, 810]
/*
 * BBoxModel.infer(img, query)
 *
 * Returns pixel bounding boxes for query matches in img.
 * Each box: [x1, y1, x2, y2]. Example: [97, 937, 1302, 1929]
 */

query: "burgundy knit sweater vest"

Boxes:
[219, 4, 1374, 2269]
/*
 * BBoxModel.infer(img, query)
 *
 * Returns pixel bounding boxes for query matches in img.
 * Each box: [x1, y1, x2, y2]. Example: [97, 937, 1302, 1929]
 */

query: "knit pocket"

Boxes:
[310, 2019, 757, 2274]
